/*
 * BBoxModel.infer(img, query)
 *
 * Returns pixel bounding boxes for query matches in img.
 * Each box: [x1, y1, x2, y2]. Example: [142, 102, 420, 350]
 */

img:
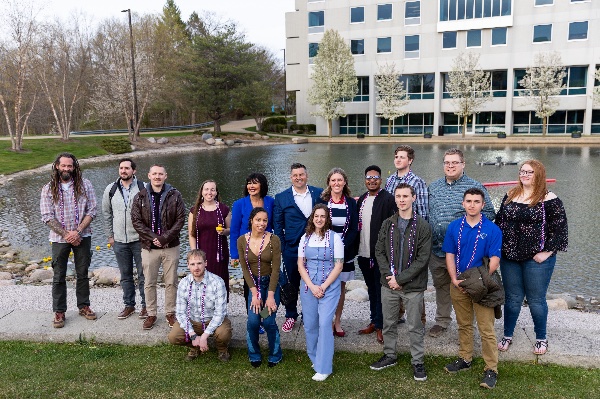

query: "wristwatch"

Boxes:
[190, 334, 198, 341]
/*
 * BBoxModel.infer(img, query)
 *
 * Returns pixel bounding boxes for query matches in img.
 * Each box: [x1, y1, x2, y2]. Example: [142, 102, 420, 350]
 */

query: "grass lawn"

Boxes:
[0, 341, 597, 399]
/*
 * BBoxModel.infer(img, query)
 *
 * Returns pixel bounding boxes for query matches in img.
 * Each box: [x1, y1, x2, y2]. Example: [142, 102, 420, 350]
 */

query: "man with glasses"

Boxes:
[427, 148, 495, 338]
[356, 165, 397, 343]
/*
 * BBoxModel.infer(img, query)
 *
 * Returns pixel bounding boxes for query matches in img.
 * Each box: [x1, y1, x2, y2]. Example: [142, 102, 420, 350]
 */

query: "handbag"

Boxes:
[278, 260, 297, 307]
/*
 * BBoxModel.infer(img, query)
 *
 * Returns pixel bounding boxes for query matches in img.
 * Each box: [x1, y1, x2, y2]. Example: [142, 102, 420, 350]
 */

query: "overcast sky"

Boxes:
[34, 0, 295, 55]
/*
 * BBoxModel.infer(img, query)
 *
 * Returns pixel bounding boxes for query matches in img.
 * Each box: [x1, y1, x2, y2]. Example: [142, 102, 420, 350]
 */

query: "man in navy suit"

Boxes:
[274, 163, 324, 332]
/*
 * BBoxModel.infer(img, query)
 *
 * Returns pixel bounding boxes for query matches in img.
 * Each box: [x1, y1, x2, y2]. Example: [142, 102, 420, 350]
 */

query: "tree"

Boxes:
[375, 62, 408, 137]
[518, 52, 566, 136]
[593, 67, 600, 107]
[307, 29, 357, 138]
[0, 0, 38, 151]
[446, 52, 490, 138]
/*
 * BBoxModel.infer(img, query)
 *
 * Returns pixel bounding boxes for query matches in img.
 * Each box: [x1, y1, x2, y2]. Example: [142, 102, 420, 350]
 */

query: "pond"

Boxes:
[0, 143, 596, 296]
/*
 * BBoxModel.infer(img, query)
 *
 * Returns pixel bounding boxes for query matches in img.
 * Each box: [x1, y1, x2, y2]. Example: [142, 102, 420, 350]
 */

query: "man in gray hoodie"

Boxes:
[102, 158, 146, 320]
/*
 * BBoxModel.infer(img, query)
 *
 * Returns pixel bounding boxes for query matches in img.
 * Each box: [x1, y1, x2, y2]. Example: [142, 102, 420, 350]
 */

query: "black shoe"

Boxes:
[413, 363, 427, 381]
[444, 358, 471, 373]
[251, 360, 262, 368]
[480, 369, 497, 389]
[370, 354, 397, 371]
[268, 361, 280, 368]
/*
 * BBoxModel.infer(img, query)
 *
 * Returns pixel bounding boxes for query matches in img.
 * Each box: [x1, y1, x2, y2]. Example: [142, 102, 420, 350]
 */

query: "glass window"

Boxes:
[571, 0, 590, 3]
[443, 31, 457, 49]
[377, 37, 392, 53]
[569, 21, 588, 40]
[340, 114, 369, 135]
[563, 66, 587, 95]
[492, 27, 507, 45]
[405, 1, 420, 25]
[350, 39, 364, 55]
[353, 77, 370, 102]
[440, 0, 449, 21]
[466, 0, 474, 19]
[533, 24, 552, 43]
[492, 0, 501, 16]
[405, 35, 419, 59]
[399, 74, 435, 100]
[483, 0, 491, 18]
[308, 43, 319, 64]
[378, 4, 393, 21]
[501, 0, 511, 15]
[350, 7, 364, 23]
[475, 0, 483, 18]
[457, 0, 466, 20]
[380, 113, 433, 135]
[467, 30, 482, 47]
[535, 0, 553, 5]
[308, 11, 325, 34]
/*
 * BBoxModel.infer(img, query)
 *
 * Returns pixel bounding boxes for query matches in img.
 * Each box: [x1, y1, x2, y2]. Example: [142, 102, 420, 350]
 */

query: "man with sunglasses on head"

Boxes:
[427, 148, 495, 338]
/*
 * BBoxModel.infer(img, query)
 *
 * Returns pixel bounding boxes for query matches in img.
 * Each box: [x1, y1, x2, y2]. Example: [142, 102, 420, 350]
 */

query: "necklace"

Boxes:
[59, 182, 79, 230]
[328, 196, 349, 238]
[196, 202, 225, 262]
[358, 189, 381, 231]
[185, 278, 207, 342]
[149, 191, 161, 235]
[539, 201, 546, 251]
[456, 215, 483, 275]
[388, 213, 417, 276]
[244, 232, 266, 300]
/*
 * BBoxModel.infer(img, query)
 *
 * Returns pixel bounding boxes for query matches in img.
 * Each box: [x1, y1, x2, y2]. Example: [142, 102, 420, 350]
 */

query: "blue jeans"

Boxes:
[113, 241, 145, 307]
[246, 276, 282, 363]
[51, 237, 92, 312]
[282, 254, 300, 320]
[358, 256, 383, 329]
[501, 255, 556, 340]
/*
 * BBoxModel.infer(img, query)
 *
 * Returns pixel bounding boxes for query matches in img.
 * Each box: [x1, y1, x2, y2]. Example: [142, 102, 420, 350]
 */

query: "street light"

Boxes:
[122, 9, 140, 140]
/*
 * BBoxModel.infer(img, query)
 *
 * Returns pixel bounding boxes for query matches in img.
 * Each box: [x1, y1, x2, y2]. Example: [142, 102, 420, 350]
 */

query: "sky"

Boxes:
[35, 0, 295, 56]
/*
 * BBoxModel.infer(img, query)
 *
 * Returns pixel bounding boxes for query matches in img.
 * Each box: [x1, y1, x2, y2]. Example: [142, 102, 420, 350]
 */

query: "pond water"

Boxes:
[0, 143, 596, 296]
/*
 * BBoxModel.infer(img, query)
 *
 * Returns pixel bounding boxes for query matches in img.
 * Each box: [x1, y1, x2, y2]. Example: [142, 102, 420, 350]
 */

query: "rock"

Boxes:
[0, 271, 12, 280]
[546, 298, 568, 310]
[0, 279, 15, 286]
[92, 266, 120, 285]
[234, 139, 243, 144]
[6, 262, 26, 271]
[345, 287, 369, 302]
[2, 251, 17, 261]
[25, 264, 39, 273]
[201, 133, 213, 140]
[28, 260, 42, 265]
[0, 240, 10, 247]
[225, 140, 235, 146]
[147, 137, 157, 143]
[205, 138, 216, 145]
[42, 278, 54, 284]
[253, 134, 262, 139]
[345, 280, 367, 292]
[591, 299, 599, 305]
[292, 137, 308, 144]
[576, 295, 585, 301]
[215, 139, 226, 146]
[229, 279, 236, 286]
[156, 137, 169, 144]
[29, 269, 54, 282]
[178, 270, 187, 278]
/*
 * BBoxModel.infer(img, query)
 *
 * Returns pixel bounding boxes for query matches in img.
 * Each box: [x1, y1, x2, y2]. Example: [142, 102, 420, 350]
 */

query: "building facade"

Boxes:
[285, 0, 600, 136]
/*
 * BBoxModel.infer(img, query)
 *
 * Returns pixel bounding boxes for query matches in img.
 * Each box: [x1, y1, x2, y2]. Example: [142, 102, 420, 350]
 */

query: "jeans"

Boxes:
[246, 276, 282, 363]
[113, 241, 145, 308]
[501, 255, 556, 340]
[51, 237, 92, 312]
[282, 254, 301, 320]
[358, 256, 383, 329]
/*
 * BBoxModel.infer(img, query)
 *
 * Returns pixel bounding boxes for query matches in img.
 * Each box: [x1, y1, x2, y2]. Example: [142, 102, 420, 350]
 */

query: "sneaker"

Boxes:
[312, 373, 330, 382]
[218, 351, 231, 362]
[259, 325, 265, 334]
[53, 312, 65, 328]
[428, 324, 446, 338]
[498, 336, 512, 352]
[166, 313, 176, 328]
[282, 317, 295, 333]
[444, 358, 471, 373]
[370, 354, 397, 371]
[251, 360, 262, 368]
[78, 306, 97, 320]
[480, 369, 498, 389]
[413, 363, 428, 381]
[138, 307, 148, 319]
[186, 347, 199, 361]
[143, 315, 157, 330]
[117, 306, 135, 320]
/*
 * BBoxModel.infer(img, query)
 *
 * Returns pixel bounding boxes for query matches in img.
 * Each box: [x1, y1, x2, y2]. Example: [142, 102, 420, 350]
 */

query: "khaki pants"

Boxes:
[429, 255, 453, 328]
[168, 318, 233, 353]
[142, 246, 180, 316]
[450, 284, 498, 372]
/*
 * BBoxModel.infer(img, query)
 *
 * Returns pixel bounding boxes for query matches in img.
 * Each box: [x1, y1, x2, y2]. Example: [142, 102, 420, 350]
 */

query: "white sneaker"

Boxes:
[312, 373, 330, 382]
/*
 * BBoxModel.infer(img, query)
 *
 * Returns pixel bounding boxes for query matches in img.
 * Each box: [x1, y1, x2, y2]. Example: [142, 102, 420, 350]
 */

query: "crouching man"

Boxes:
[168, 249, 233, 362]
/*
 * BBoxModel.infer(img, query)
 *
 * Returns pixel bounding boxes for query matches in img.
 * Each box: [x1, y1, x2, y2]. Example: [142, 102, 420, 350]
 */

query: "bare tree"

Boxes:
[518, 52, 566, 136]
[446, 52, 491, 138]
[375, 62, 408, 137]
[307, 29, 357, 138]
[35, 18, 91, 140]
[593, 67, 600, 107]
[0, 0, 38, 151]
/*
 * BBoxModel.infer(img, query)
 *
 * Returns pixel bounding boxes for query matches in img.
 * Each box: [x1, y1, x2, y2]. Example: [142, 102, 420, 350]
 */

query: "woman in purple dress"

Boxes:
[188, 180, 232, 296]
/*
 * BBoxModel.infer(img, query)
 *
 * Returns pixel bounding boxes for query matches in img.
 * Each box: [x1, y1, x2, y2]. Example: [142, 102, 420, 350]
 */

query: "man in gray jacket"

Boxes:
[102, 158, 146, 320]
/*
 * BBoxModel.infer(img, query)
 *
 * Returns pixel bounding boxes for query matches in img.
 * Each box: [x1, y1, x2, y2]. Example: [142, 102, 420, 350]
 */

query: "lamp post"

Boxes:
[122, 9, 140, 140]
[281, 48, 287, 117]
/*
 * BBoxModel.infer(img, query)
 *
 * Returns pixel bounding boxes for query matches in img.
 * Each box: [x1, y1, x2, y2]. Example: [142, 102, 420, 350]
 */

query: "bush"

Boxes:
[290, 124, 316, 133]
[262, 116, 288, 132]
[100, 137, 131, 154]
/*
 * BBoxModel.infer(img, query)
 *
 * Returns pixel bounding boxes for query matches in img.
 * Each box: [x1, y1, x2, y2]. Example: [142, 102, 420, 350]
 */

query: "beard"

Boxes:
[121, 174, 133, 181]
[60, 170, 73, 182]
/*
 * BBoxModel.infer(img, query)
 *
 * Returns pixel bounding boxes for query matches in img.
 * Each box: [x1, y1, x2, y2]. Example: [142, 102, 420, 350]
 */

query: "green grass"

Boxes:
[0, 341, 597, 399]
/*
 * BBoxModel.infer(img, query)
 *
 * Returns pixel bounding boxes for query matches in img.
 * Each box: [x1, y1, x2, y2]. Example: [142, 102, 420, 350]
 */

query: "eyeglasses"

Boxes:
[365, 175, 381, 180]
[519, 170, 534, 176]
[443, 161, 463, 166]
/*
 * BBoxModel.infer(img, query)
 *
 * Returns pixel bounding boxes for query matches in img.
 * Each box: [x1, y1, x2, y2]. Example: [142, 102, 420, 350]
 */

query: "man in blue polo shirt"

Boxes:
[442, 188, 502, 390]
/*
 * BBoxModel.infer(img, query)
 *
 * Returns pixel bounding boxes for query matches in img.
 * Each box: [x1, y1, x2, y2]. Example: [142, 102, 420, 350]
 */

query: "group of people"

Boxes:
[40, 146, 568, 388]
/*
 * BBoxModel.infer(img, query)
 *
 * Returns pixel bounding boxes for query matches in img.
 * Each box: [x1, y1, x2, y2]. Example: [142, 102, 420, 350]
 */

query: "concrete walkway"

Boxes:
[1, 286, 598, 369]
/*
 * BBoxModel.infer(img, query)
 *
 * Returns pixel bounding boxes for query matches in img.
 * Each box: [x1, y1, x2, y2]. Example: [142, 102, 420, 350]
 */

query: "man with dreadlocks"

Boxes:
[40, 153, 98, 328]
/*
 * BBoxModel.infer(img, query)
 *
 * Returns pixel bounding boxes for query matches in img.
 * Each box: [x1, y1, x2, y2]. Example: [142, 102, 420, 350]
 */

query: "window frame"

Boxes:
[568, 21, 588, 41]
[491, 27, 507, 46]
[308, 11, 325, 34]
[405, 1, 421, 25]
[308, 42, 319, 64]
[377, 37, 392, 54]
[534, 0, 553, 6]
[350, 6, 365, 24]
[466, 29, 482, 48]
[377, 3, 393, 21]
[350, 39, 365, 56]
[533, 24, 552, 43]
[404, 35, 420, 59]
[442, 31, 457, 49]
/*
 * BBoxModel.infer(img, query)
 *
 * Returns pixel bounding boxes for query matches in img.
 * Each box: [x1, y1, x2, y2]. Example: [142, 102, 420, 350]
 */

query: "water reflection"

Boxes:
[0, 143, 596, 296]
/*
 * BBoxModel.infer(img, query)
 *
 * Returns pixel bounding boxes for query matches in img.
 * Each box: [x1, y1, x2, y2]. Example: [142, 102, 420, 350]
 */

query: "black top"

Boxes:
[495, 194, 568, 261]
